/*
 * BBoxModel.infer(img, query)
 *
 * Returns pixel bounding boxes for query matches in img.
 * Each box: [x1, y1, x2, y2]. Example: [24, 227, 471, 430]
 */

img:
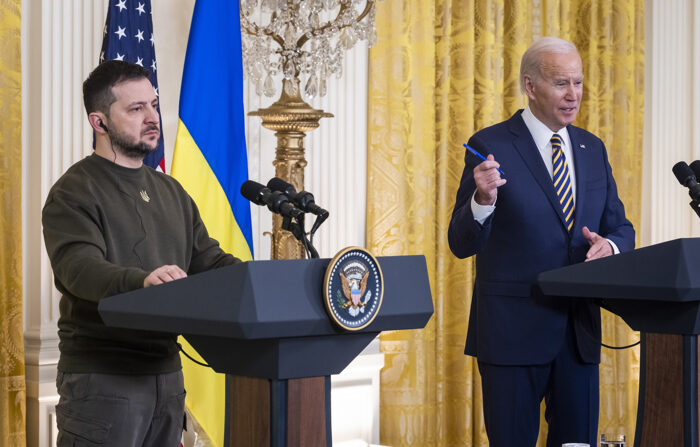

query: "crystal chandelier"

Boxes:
[240, 0, 378, 100]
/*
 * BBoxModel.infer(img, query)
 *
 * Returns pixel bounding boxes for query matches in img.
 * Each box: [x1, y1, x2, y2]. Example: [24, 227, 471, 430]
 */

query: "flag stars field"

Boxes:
[101, 0, 165, 171]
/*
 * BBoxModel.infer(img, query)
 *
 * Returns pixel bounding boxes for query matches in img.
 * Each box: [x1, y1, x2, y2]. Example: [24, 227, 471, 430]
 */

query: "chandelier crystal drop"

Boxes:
[240, 0, 379, 99]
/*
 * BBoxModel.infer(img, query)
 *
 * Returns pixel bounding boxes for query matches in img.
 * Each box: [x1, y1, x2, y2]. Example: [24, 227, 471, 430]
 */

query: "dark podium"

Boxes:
[98, 255, 433, 446]
[538, 238, 700, 447]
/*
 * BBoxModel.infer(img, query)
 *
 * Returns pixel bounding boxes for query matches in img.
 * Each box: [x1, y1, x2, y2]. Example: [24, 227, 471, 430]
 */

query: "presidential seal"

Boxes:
[323, 247, 383, 331]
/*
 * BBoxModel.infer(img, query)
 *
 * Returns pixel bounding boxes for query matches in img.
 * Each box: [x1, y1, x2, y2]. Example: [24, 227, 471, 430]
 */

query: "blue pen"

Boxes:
[463, 143, 505, 177]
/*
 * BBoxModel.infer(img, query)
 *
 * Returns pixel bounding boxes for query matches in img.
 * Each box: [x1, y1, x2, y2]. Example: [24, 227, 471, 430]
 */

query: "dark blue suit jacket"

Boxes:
[448, 110, 635, 365]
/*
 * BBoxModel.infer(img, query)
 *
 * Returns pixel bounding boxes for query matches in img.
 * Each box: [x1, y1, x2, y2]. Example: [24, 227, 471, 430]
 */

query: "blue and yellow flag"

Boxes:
[171, 1, 252, 445]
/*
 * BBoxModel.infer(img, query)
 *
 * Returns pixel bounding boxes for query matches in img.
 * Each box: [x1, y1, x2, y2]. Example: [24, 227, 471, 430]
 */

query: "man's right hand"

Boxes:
[474, 154, 506, 205]
[144, 265, 188, 287]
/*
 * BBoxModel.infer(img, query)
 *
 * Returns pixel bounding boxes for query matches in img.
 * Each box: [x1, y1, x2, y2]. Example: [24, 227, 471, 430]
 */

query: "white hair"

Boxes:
[520, 37, 579, 93]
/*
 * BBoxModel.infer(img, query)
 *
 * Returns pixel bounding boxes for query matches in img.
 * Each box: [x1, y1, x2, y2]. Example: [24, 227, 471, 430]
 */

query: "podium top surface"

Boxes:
[538, 238, 700, 302]
[98, 255, 433, 339]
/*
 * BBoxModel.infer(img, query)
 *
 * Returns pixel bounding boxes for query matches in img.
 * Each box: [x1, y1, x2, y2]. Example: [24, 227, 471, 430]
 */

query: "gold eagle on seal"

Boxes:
[339, 270, 369, 312]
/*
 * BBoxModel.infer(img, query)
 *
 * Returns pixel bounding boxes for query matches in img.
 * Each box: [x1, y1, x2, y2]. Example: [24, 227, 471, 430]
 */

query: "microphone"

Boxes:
[690, 160, 700, 180]
[240, 180, 304, 219]
[672, 161, 700, 201]
[266, 177, 329, 218]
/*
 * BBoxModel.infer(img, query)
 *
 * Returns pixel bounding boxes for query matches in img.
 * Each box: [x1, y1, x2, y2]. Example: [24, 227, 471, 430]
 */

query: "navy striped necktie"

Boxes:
[551, 134, 574, 231]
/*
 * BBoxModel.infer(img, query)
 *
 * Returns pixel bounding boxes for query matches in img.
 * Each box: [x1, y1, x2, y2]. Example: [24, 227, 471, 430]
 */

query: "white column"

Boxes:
[642, 0, 700, 245]
[306, 43, 369, 258]
[22, 1, 107, 446]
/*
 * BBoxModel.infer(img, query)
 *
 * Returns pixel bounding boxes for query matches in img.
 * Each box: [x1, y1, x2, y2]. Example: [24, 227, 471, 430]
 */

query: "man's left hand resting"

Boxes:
[582, 226, 613, 262]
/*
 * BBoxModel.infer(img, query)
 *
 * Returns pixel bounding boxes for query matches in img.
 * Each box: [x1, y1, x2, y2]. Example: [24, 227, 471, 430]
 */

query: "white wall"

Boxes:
[641, 0, 700, 244]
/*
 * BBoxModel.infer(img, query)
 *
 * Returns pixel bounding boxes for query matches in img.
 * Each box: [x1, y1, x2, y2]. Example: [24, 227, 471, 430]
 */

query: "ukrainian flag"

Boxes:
[171, 1, 252, 445]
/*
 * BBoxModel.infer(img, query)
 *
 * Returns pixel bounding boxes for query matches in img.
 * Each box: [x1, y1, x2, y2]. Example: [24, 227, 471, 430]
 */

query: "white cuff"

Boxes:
[471, 192, 496, 225]
[606, 238, 620, 255]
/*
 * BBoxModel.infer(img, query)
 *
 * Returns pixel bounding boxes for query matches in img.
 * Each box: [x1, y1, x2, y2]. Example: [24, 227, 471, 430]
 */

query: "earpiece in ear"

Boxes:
[99, 121, 108, 133]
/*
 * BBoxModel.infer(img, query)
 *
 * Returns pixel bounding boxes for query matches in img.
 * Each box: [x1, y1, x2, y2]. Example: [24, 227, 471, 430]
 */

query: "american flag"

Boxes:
[99, 0, 165, 172]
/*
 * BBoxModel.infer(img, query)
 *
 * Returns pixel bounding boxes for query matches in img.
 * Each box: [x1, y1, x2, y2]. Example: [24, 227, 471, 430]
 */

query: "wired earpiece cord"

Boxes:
[100, 121, 118, 165]
[110, 140, 117, 164]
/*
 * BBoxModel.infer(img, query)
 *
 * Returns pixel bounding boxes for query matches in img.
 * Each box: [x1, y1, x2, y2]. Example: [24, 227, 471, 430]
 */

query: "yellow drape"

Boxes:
[0, 1, 25, 446]
[367, 1, 643, 445]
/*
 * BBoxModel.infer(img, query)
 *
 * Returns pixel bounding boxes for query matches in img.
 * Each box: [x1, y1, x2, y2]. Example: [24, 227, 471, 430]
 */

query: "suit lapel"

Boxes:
[568, 125, 588, 235]
[508, 113, 569, 230]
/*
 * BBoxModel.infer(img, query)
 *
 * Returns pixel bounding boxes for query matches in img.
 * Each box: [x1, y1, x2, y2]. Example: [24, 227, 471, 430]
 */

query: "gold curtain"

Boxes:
[0, 1, 25, 446]
[367, 0, 644, 445]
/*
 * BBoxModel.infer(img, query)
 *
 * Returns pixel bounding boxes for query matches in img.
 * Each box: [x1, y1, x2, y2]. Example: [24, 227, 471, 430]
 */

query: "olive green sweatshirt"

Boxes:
[42, 154, 240, 374]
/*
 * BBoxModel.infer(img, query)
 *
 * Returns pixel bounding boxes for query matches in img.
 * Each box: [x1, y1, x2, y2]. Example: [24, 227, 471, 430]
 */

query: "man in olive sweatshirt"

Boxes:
[42, 61, 240, 447]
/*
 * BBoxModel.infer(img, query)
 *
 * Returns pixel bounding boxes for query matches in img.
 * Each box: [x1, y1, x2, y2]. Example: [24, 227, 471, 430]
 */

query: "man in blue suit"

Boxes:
[448, 37, 635, 447]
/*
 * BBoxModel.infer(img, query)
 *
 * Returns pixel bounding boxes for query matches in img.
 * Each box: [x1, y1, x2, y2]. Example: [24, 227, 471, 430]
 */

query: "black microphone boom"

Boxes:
[240, 180, 304, 219]
[266, 177, 329, 218]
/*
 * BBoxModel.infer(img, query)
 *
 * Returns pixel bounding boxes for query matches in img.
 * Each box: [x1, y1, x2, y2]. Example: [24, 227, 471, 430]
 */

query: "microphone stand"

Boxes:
[281, 214, 319, 259]
[690, 199, 700, 219]
[685, 185, 700, 219]
[308, 212, 328, 253]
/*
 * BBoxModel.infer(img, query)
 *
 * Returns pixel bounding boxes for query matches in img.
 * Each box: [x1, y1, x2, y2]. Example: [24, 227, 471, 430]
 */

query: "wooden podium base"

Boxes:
[635, 333, 698, 446]
[228, 375, 331, 447]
